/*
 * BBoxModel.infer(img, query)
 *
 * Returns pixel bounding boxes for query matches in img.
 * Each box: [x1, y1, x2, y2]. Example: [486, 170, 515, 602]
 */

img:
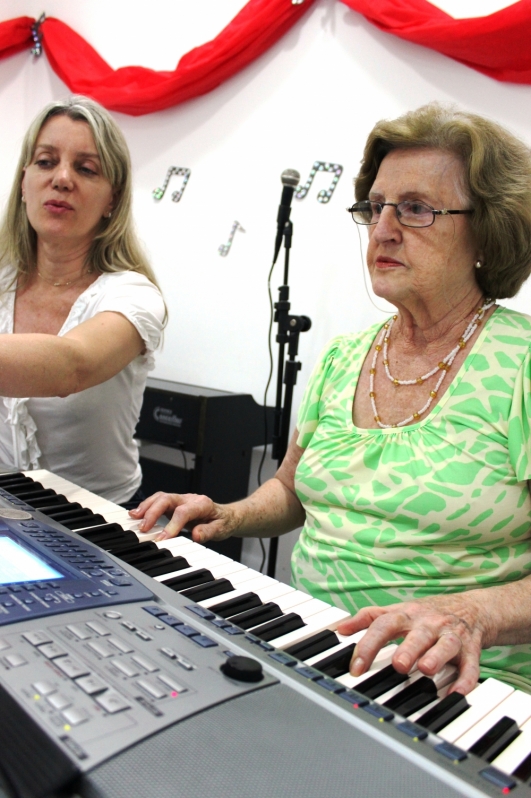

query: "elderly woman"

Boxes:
[0, 96, 165, 505]
[133, 104, 531, 696]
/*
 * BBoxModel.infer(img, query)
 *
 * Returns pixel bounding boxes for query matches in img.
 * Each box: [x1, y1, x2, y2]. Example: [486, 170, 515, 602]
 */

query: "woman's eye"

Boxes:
[78, 165, 97, 176]
[35, 159, 53, 168]
[410, 203, 429, 214]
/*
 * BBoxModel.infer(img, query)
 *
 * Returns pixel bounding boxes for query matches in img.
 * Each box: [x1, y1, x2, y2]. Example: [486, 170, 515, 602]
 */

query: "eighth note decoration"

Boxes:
[295, 161, 343, 204]
[218, 221, 245, 257]
[152, 167, 191, 203]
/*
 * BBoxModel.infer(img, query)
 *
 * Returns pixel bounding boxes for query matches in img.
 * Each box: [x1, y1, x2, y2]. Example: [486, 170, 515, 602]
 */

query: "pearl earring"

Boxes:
[104, 211, 112, 219]
[475, 260, 482, 269]
[21, 195, 26, 203]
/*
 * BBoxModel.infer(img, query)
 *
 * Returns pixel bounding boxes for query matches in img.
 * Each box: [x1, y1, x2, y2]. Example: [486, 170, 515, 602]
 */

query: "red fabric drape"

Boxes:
[341, 0, 531, 84]
[1, 2, 531, 116]
[42, 0, 317, 115]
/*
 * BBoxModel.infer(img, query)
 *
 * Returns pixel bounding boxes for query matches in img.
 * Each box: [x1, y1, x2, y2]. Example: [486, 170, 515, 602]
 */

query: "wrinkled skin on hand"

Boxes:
[129, 491, 237, 543]
[337, 591, 495, 696]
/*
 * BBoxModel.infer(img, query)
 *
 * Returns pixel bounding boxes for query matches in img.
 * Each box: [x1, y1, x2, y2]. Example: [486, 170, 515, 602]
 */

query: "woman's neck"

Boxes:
[35, 239, 92, 282]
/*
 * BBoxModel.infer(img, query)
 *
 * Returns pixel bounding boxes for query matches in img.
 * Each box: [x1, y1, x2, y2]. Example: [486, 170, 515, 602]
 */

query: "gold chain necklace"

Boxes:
[369, 298, 494, 429]
[37, 266, 93, 287]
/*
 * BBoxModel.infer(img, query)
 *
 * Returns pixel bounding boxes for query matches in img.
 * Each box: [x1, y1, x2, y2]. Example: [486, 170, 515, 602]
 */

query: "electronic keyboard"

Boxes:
[0, 468, 527, 798]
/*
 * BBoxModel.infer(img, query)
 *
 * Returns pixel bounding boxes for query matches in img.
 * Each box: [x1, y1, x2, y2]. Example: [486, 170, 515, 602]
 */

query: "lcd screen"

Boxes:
[0, 536, 64, 584]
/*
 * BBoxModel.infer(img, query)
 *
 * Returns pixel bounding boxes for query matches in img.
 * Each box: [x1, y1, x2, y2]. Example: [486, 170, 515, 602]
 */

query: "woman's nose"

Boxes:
[372, 205, 402, 242]
[52, 164, 74, 190]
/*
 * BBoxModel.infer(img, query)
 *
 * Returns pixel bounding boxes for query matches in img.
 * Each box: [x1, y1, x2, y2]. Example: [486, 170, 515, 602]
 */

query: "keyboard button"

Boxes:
[32, 680, 56, 695]
[110, 658, 139, 677]
[75, 675, 109, 695]
[95, 690, 131, 713]
[54, 657, 90, 679]
[136, 679, 166, 700]
[62, 707, 89, 726]
[47, 693, 71, 710]
[4, 653, 27, 667]
[22, 631, 53, 646]
[132, 654, 158, 673]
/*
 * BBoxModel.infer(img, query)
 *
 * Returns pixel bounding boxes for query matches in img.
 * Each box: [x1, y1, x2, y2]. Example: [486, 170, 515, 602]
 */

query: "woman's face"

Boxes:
[366, 148, 479, 311]
[21, 115, 114, 250]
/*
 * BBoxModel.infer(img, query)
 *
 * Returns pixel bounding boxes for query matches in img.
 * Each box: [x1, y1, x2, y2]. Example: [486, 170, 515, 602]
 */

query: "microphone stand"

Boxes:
[267, 218, 311, 578]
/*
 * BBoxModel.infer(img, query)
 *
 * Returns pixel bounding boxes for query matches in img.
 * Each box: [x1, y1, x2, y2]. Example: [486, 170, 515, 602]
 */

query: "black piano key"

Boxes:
[32, 501, 80, 514]
[32, 497, 72, 512]
[107, 541, 159, 557]
[116, 548, 173, 567]
[7, 488, 54, 500]
[141, 556, 190, 578]
[469, 716, 521, 762]
[312, 643, 357, 679]
[416, 692, 469, 733]
[180, 579, 235, 602]
[77, 523, 129, 541]
[163, 568, 215, 592]
[383, 676, 438, 716]
[355, 664, 409, 700]
[0, 472, 27, 484]
[228, 603, 283, 630]
[512, 751, 531, 781]
[78, 530, 137, 549]
[252, 612, 306, 642]
[284, 630, 340, 661]
[45, 507, 92, 521]
[0, 479, 39, 490]
[209, 592, 263, 618]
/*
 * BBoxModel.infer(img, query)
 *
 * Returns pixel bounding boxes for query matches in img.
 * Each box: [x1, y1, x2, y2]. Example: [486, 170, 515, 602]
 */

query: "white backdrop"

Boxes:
[0, 0, 529, 577]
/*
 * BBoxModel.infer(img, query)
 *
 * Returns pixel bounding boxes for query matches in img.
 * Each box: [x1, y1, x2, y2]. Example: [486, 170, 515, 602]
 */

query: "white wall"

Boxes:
[0, 0, 530, 574]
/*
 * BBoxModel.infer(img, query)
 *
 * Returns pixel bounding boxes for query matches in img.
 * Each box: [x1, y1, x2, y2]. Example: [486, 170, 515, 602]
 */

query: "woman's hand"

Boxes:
[129, 492, 238, 543]
[337, 591, 495, 696]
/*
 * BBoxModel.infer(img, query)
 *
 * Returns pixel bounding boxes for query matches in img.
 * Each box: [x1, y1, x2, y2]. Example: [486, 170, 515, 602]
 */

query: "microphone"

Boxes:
[273, 168, 300, 264]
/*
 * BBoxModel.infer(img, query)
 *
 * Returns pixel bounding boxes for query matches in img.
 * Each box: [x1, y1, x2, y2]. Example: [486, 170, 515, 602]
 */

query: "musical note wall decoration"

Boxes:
[295, 161, 343, 204]
[218, 221, 245, 257]
[152, 167, 191, 203]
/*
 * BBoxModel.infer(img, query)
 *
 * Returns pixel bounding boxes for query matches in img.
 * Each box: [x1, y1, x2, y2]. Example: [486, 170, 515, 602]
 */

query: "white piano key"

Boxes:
[491, 716, 531, 775]
[335, 644, 399, 689]
[438, 678, 514, 744]
[269, 606, 350, 650]
[454, 689, 531, 752]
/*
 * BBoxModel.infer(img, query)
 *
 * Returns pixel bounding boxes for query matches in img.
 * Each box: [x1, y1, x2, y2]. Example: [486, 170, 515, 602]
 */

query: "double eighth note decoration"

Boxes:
[295, 161, 343, 203]
[153, 167, 191, 203]
[218, 221, 245, 257]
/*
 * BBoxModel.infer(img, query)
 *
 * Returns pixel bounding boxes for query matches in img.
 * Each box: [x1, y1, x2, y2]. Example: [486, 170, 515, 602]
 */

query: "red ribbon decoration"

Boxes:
[0, 1, 530, 116]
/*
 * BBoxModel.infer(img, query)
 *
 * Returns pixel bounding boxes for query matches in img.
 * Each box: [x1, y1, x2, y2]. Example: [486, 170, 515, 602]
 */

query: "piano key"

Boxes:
[268, 607, 350, 650]
[251, 612, 306, 642]
[334, 644, 398, 688]
[438, 678, 515, 744]
[284, 629, 340, 661]
[198, 576, 292, 608]
[491, 717, 531, 776]
[469, 716, 521, 763]
[413, 691, 470, 733]
[351, 663, 410, 700]
[209, 592, 263, 618]
[454, 689, 531, 752]
[180, 579, 236, 602]
[382, 667, 457, 717]
[228, 603, 284, 630]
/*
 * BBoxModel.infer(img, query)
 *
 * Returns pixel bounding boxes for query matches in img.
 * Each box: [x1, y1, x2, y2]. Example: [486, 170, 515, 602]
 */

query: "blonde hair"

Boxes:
[355, 103, 531, 299]
[0, 95, 164, 298]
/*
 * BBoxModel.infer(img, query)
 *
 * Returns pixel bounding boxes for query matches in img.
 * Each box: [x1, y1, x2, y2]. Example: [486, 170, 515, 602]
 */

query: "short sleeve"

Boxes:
[89, 272, 165, 355]
[296, 336, 342, 449]
[508, 345, 531, 481]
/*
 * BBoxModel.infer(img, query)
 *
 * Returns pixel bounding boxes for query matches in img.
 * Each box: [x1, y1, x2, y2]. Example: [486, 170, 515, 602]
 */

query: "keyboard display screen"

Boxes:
[0, 535, 64, 584]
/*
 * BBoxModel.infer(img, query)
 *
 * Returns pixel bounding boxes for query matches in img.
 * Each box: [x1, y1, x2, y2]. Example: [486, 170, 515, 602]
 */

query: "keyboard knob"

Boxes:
[220, 656, 263, 683]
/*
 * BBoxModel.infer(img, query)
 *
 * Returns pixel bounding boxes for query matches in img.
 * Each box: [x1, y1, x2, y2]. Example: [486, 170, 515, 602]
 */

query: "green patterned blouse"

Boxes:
[292, 306, 531, 691]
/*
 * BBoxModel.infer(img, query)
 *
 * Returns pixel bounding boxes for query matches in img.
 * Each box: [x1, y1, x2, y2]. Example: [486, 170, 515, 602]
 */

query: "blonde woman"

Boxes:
[0, 96, 165, 505]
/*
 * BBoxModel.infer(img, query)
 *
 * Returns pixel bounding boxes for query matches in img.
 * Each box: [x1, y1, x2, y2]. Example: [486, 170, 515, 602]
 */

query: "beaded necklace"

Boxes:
[37, 266, 93, 287]
[369, 298, 494, 429]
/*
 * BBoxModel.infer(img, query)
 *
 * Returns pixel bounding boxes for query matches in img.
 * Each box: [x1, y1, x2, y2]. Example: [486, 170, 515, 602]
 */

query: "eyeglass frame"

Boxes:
[346, 200, 473, 229]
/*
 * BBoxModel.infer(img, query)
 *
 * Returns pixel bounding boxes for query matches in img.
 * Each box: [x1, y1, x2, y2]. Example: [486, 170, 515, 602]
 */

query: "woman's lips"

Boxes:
[44, 200, 73, 213]
[375, 256, 404, 268]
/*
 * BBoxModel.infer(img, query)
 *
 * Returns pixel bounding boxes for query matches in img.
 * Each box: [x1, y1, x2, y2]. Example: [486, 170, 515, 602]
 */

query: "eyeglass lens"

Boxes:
[351, 201, 434, 227]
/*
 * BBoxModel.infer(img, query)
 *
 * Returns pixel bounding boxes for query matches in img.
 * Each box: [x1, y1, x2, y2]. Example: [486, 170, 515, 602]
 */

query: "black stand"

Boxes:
[267, 219, 311, 577]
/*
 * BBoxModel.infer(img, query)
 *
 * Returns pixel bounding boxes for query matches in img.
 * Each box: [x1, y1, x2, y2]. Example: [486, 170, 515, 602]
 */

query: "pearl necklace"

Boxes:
[369, 298, 494, 429]
[37, 266, 93, 287]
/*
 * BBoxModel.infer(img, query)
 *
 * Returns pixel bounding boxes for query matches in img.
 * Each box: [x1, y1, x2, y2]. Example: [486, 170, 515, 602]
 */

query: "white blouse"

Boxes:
[0, 267, 165, 504]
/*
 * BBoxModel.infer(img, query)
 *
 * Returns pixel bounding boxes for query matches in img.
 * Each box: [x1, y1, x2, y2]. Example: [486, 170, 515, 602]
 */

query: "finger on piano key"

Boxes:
[453, 690, 531, 757]
[334, 644, 399, 688]
[437, 678, 514, 744]
[493, 717, 531, 779]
